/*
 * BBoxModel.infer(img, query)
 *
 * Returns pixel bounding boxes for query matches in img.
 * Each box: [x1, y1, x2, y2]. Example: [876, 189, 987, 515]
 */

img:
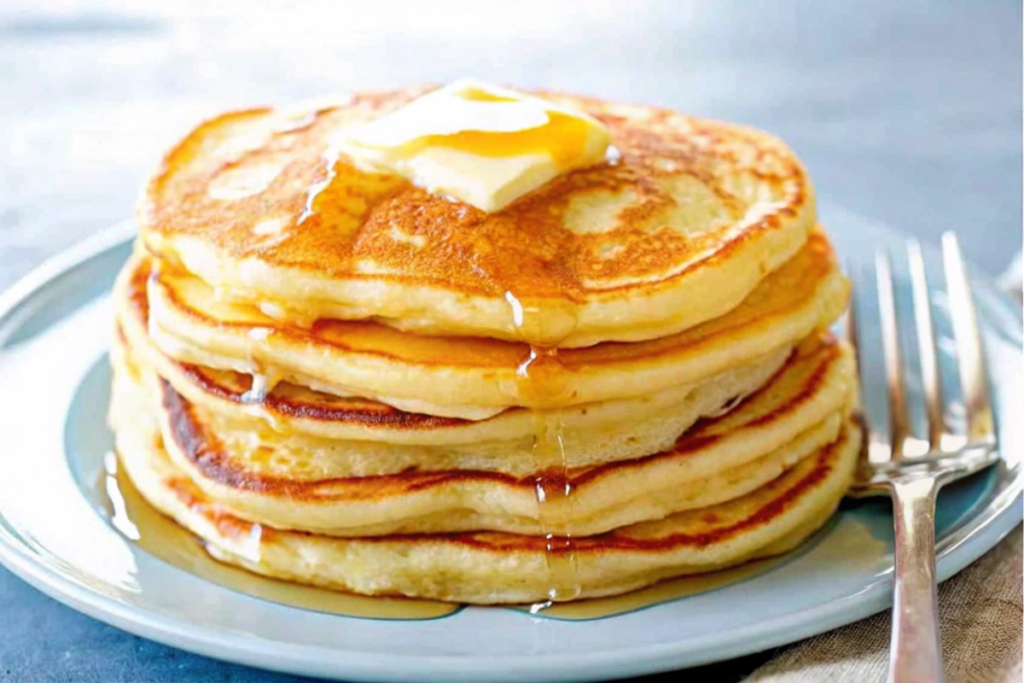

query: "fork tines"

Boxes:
[942, 234, 996, 445]
[845, 232, 996, 469]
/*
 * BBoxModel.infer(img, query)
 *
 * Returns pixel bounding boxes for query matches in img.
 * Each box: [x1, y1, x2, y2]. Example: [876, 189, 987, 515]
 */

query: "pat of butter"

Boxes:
[335, 79, 610, 212]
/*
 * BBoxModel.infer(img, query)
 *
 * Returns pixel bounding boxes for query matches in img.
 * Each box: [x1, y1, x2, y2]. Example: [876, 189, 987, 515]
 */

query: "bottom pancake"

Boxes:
[112, 394, 861, 604]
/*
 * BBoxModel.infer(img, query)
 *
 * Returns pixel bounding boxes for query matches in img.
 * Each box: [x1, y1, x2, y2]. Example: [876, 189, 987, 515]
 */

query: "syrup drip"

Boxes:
[238, 327, 285, 427]
[518, 349, 580, 604]
[704, 393, 746, 419]
[241, 370, 281, 404]
[241, 400, 282, 433]
[297, 149, 339, 225]
[294, 148, 405, 231]
[507, 292, 581, 607]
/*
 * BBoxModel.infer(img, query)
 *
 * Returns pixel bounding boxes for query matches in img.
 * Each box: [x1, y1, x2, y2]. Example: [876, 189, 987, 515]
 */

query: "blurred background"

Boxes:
[1, 0, 1021, 287]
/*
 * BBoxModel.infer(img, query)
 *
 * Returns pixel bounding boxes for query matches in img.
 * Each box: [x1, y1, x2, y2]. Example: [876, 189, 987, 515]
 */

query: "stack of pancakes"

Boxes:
[109, 87, 861, 604]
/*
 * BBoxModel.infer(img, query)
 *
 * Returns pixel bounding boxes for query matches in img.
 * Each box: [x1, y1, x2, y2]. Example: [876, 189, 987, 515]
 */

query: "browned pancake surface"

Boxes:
[141, 86, 812, 302]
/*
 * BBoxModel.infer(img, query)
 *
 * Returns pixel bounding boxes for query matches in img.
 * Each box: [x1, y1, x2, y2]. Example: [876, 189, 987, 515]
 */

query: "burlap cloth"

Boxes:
[746, 524, 1022, 683]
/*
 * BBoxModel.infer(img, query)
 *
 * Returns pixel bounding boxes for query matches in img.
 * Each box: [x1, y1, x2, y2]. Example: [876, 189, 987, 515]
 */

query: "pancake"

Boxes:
[138, 86, 816, 347]
[118, 266, 793, 463]
[135, 230, 848, 420]
[112, 391, 859, 604]
[120, 320, 790, 469]
[111, 327, 856, 536]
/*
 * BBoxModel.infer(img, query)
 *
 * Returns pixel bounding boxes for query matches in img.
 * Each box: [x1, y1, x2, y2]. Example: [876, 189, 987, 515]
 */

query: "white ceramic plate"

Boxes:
[0, 206, 1020, 682]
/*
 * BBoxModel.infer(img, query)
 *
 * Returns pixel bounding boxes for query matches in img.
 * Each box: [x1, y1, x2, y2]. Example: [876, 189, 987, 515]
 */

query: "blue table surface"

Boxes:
[0, 1, 1020, 681]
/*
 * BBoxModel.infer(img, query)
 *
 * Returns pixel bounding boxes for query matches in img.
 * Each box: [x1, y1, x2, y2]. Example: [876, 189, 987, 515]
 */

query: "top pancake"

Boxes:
[139, 86, 816, 347]
[136, 230, 848, 419]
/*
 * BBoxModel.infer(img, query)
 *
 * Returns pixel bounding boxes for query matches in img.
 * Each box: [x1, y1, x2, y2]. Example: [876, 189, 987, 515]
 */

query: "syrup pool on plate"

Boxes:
[98, 451, 460, 620]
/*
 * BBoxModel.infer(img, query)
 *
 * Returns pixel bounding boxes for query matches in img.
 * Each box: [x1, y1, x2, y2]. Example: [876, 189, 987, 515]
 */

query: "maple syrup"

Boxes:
[506, 293, 581, 607]
[517, 557, 781, 619]
[101, 449, 785, 619]
[294, 151, 406, 229]
[240, 370, 281, 404]
[99, 452, 459, 620]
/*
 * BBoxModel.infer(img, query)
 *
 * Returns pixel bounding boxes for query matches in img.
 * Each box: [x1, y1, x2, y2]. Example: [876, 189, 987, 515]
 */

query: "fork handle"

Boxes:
[886, 474, 945, 683]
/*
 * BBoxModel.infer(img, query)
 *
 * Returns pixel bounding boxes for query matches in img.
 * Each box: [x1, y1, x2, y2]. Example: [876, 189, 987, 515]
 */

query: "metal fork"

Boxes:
[846, 232, 999, 683]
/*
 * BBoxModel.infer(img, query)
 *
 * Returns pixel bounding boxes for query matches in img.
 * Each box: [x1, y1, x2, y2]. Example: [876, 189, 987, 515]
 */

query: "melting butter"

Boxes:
[335, 79, 610, 212]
